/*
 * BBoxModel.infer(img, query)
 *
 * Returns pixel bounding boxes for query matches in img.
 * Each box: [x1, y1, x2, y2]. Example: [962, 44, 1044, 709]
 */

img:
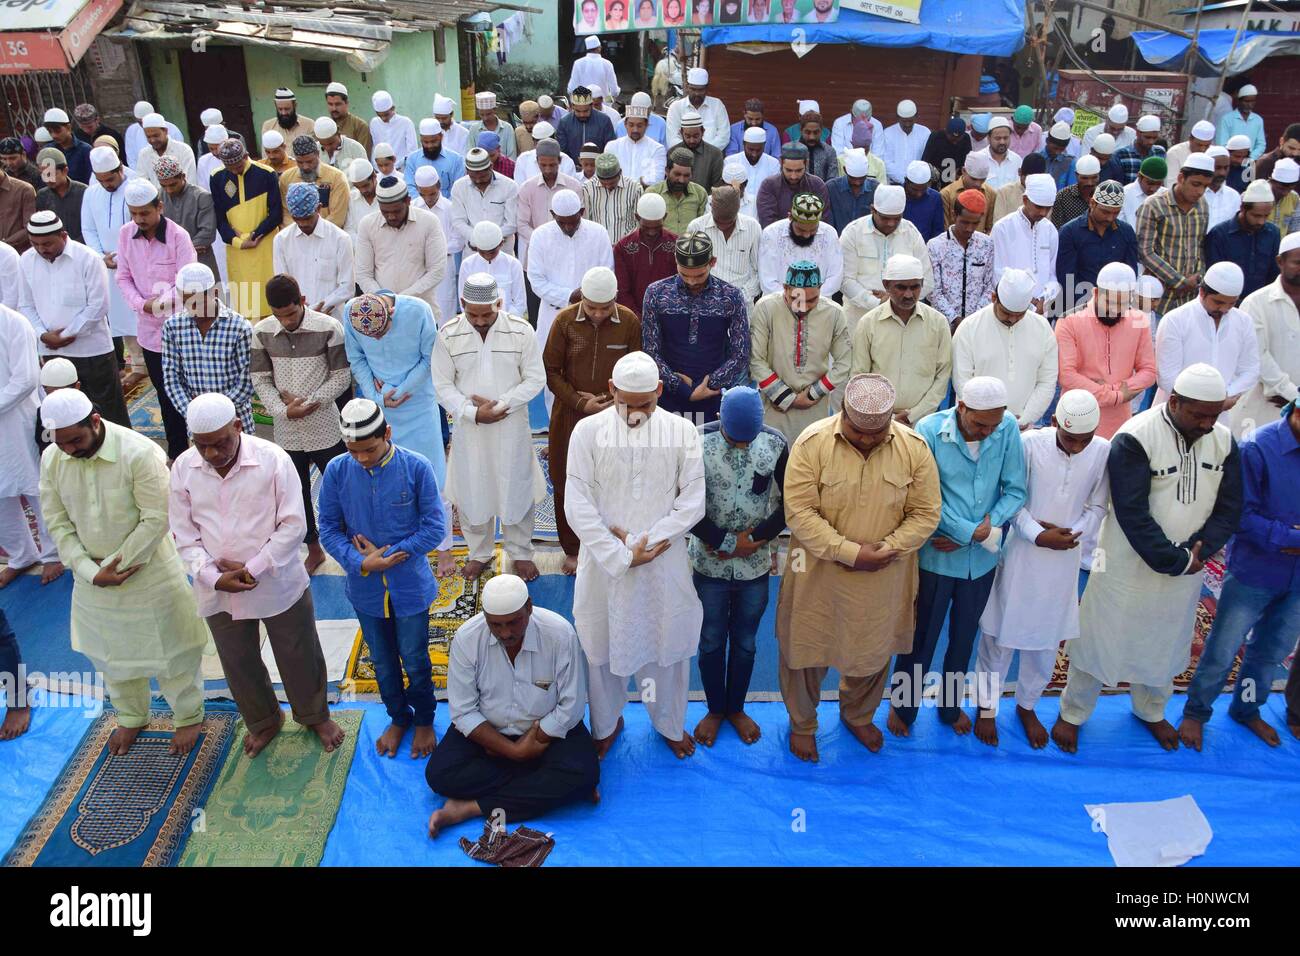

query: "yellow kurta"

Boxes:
[224, 161, 279, 319]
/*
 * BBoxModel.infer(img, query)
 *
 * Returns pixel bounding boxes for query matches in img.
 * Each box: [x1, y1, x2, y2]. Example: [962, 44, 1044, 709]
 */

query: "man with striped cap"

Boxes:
[758, 191, 843, 298]
[465, 90, 516, 161]
[262, 87, 315, 144]
[672, 110, 724, 190]
[449, 146, 518, 250]
[581, 152, 642, 245]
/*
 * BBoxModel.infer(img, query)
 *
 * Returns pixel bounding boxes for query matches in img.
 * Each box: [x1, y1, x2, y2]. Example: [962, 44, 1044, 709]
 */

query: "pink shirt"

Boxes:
[1009, 122, 1044, 159]
[168, 433, 309, 620]
[516, 171, 582, 268]
[115, 216, 197, 353]
[1055, 303, 1158, 439]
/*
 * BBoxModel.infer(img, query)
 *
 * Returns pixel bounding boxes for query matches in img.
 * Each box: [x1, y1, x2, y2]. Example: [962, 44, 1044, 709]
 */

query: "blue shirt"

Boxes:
[903, 188, 945, 242]
[61, 138, 93, 186]
[1216, 110, 1267, 160]
[616, 113, 668, 148]
[915, 408, 1027, 579]
[1204, 216, 1281, 299]
[1061, 157, 1124, 188]
[1229, 411, 1300, 591]
[825, 175, 876, 233]
[556, 110, 615, 163]
[1056, 213, 1140, 310]
[1040, 147, 1074, 189]
[402, 147, 465, 196]
[317, 443, 447, 618]
[725, 120, 780, 159]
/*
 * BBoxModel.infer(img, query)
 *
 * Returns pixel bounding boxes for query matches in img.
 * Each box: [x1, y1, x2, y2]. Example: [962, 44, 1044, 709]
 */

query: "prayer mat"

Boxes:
[342, 548, 503, 692]
[178, 710, 362, 867]
[459, 821, 555, 867]
[3, 706, 239, 867]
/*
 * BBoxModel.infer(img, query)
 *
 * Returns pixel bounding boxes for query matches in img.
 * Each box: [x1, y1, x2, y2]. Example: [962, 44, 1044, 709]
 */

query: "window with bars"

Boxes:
[300, 60, 332, 86]
[0, 64, 95, 139]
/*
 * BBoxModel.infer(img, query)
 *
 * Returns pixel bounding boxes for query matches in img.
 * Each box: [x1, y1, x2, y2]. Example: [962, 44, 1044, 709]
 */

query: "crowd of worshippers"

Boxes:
[1, 48, 1299, 837]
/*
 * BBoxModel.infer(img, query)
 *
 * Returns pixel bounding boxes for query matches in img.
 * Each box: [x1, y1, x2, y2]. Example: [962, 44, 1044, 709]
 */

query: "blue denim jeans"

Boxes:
[358, 610, 436, 727]
[1183, 573, 1300, 723]
[694, 572, 769, 715]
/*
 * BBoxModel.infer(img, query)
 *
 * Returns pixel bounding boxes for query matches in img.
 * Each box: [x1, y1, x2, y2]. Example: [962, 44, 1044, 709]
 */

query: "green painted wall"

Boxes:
[146, 47, 188, 141]
[490, 10, 559, 71]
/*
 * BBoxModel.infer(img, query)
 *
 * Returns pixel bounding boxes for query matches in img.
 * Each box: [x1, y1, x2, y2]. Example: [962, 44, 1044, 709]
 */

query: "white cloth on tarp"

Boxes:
[1084, 795, 1213, 868]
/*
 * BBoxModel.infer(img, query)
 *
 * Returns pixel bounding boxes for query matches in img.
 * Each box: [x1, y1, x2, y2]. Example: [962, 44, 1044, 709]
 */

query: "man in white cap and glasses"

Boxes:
[406, 117, 466, 198]
[465, 91, 517, 161]
[606, 94, 667, 187]
[1155, 260, 1260, 422]
[459, 220, 526, 318]
[432, 273, 546, 582]
[1206, 178, 1280, 300]
[317, 398, 446, 759]
[426, 572, 599, 837]
[565, 350, 706, 759]
[449, 147, 518, 251]
[355, 173, 448, 319]
[974, 389, 1109, 749]
[1137, 152, 1213, 318]
[261, 87, 315, 144]
[124, 101, 182, 172]
[992, 172, 1060, 315]
[666, 67, 730, 152]
[952, 267, 1058, 429]
[343, 158, 379, 244]
[617, 90, 668, 148]
[1081, 102, 1135, 156]
[880, 99, 930, 186]
[324, 81, 374, 155]
[1216, 83, 1266, 160]
[18, 210, 131, 427]
[370, 92, 418, 170]
[889, 376, 1027, 739]
[1231, 231, 1300, 431]
[39, 387, 210, 755]
[1164, 120, 1217, 189]
[431, 95, 470, 157]
[1266, 156, 1300, 236]
[569, 34, 621, 101]
[315, 115, 367, 174]
[1055, 363, 1243, 753]
[135, 112, 195, 189]
[840, 183, 932, 328]
[169, 392, 346, 758]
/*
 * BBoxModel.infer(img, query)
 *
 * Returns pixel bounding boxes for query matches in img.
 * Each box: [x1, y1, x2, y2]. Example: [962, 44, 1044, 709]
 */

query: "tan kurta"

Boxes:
[776, 416, 941, 674]
[849, 300, 953, 424]
[940, 179, 998, 233]
[278, 162, 350, 228]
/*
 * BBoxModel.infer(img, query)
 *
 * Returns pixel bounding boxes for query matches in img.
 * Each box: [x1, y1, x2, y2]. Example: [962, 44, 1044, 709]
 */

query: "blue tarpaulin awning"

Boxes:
[1133, 28, 1300, 75]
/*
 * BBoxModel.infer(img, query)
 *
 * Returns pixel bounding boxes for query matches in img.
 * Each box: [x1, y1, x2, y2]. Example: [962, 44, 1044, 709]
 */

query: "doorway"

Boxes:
[177, 45, 255, 148]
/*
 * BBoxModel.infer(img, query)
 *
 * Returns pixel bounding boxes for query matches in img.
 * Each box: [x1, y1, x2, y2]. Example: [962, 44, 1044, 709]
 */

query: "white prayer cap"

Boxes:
[262, 129, 285, 150]
[581, 266, 618, 302]
[538, 95, 555, 109]
[897, 99, 917, 119]
[339, 398, 384, 441]
[462, 272, 501, 305]
[988, 115, 1012, 131]
[273, 87, 296, 102]
[852, 99, 873, 117]
[326, 81, 349, 96]
[43, 107, 70, 125]
[200, 108, 224, 127]
[1092, 132, 1116, 155]
[1203, 260, 1244, 297]
[637, 192, 666, 220]
[1226, 134, 1252, 151]
[39, 358, 78, 388]
[1024, 172, 1057, 206]
[133, 101, 153, 120]
[1182, 152, 1216, 175]
[1107, 103, 1129, 124]
[186, 393, 236, 434]
[40, 388, 92, 430]
[375, 173, 408, 201]
[413, 165, 439, 189]
[1054, 107, 1075, 124]
[1173, 363, 1227, 402]
[1056, 389, 1101, 435]
[687, 67, 709, 86]
[961, 376, 1008, 410]
[1191, 120, 1217, 140]
[905, 160, 931, 185]
[418, 117, 440, 136]
[742, 126, 767, 145]
[589, 85, 603, 99]
[1242, 179, 1274, 204]
[26, 210, 62, 235]
[372, 90, 394, 112]
[34, 127, 51, 144]
[722, 158, 748, 183]
[1281, 232, 1300, 256]
[1238, 84, 1258, 97]
[1272, 157, 1300, 183]
[873, 184, 906, 215]
[204, 124, 229, 145]
[1075, 154, 1101, 176]
[798, 100, 820, 115]
[1135, 114, 1160, 133]
[1138, 274, 1164, 300]
[533, 121, 556, 140]
[612, 351, 660, 392]
[314, 116, 338, 139]
[1049, 121, 1073, 141]
[882, 254, 923, 281]
[373, 142, 396, 159]
[347, 158, 374, 182]
[142, 112, 166, 129]
[482, 574, 530, 615]
[843, 148, 870, 178]
[551, 189, 582, 216]
[1205, 144, 1229, 159]
[90, 145, 120, 173]
[585, 34, 601, 51]
[177, 262, 216, 294]
[996, 267, 1036, 312]
[1097, 261, 1137, 292]
[963, 150, 990, 178]
[124, 178, 159, 206]
[471, 220, 503, 250]
[433, 94, 456, 115]
[631, 91, 653, 109]
[475, 91, 498, 109]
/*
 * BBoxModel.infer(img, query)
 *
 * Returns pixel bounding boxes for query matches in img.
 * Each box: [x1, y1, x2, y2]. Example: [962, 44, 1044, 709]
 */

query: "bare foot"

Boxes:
[304, 542, 328, 575]
[561, 554, 578, 575]
[0, 706, 31, 740]
[886, 707, 911, 737]
[427, 798, 482, 838]
[244, 711, 285, 757]
[1290, 720, 1300, 741]
[512, 559, 540, 582]
[109, 725, 142, 755]
[376, 722, 406, 758]
[1233, 714, 1281, 747]
[949, 710, 972, 736]
[727, 710, 761, 744]
[1178, 715, 1205, 751]
[843, 718, 884, 753]
[973, 713, 999, 747]
[1137, 716, 1180, 751]
[122, 371, 148, 390]
[789, 730, 819, 762]
[411, 724, 438, 758]
[460, 559, 487, 581]
[169, 722, 203, 756]
[435, 550, 457, 579]
[663, 731, 696, 759]
[0, 563, 35, 589]
[693, 712, 723, 747]
[40, 561, 65, 585]
[590, 787, 601, 804]
[593, 716, 623, 760]
[311, 718, 346, 753]
[1016, 706, 1049, 749]
[1051, 716, 1079, 753]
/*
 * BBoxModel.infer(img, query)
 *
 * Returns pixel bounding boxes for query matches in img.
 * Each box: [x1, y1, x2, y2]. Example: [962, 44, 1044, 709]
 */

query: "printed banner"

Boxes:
[841, 0, 921, 24]
[574, 0, 840, 34]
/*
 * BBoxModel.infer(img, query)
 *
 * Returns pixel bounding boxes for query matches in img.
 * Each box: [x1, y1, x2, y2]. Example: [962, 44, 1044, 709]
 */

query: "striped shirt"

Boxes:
[1135, 189, 1208, 314]
[249, 308, 352, 451]
[687, 212, 762, 303]
[582, 175, 643, 245]
[162, 302, 256, 431]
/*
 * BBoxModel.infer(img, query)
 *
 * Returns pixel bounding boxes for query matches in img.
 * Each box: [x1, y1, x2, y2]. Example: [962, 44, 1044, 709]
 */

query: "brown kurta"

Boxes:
[543, 302, 642, 554]
[776, 415, 941, 675]
[939, 179, 998, 234]
[336, 112, 374, 155]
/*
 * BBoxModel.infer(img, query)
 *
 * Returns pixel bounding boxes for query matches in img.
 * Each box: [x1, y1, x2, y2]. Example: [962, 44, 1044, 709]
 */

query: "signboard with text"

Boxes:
[0, 0, 121, 74]
[841, 0, 921, 25]
[574, 0, 839, 34]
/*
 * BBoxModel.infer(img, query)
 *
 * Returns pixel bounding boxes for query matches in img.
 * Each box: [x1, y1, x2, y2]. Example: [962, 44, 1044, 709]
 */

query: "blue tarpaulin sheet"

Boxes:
[1133, 28, 1300, 74]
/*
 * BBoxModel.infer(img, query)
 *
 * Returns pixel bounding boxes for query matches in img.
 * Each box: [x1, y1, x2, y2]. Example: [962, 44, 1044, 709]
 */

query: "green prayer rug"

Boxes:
[179, 711, 362, 867]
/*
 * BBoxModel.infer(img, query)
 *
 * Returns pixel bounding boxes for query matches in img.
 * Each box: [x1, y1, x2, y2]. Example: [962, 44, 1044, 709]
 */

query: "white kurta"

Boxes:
[1154, 298, 1260, 415]
[740, 152, 780, 214]
[1120, 180, 1164, 231]
[1233, 278, 1300, 432]
[0, 241, 19, 310]
[271, 217, 354, 321]
[1205, 184, 1241, 230]
[1080, 123, 1135, 155]
[0, 305, 41, 498]
[457, 251, 526, 317]
[79, 179, 138, 337]
[980, 428, 1110, 650]
[568, 52, 621, 101]
[513, 149, 578, 185]
[124, 121, 183, 168]
[412, 194, 462, 326]
[369, 114, 419, 168]
[758, 219, 843, 297]
[990, 208, 1060, 304]
[344, 188, 379, 244]
[879, 122, 932, 184]
[565, 406, 707, 677]
[604, 135, 667, 186]
[439, 122, 470, 158]
[135, 139, 197, 188]
[430, 312, 546, 526]
[525, 219, 614, 355]
[951, 303, 1060, 426]
[449, 173, 519, 249]
[666, 96, 730, 151]
[974, 147, 1023, 189]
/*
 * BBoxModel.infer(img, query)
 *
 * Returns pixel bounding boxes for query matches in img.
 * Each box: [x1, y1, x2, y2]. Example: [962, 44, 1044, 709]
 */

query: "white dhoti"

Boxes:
[587, 658, 690, 740]
[1059, 664, 1172, 725]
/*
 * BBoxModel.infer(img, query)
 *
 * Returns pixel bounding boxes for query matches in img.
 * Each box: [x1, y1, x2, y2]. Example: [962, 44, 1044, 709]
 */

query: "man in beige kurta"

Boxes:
[776, 373, 941, 762]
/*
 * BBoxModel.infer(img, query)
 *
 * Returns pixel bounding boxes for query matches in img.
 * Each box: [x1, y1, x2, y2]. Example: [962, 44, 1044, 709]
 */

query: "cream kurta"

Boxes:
[0, 305, 40, 498]
[849, 300, 953, 424]
[565, 406, 706, 677]
[39, 421, 210, 682]
[354, 206, 448, 318]
[431, 312, 547, 527]
[776, 416, 942, 674]
[951, 303, 1060, 427]
[1232, 278, 1300, 433]
[838, 215, 933, 328]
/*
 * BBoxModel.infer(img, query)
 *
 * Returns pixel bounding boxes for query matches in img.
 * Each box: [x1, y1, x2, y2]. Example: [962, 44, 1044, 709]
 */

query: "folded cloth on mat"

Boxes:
[459, 821, 555, 867]
[1084, 794, 1213, 867]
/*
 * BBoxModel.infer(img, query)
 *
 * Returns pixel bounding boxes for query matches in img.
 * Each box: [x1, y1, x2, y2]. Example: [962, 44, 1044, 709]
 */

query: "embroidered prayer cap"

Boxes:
[1203, 260, 1244, 297]
[789, 192, 824, 223]
[41, 388, 93, 430]
[960, 376, 1008, 411]
[433, 94, 456, 115]
[784, 259, 822, 288]
[372, 90, 394, 112]
[475, 91, 498, 110]
[373, 142, 397, 159]
[596, 152, 621, 179]
[75, 103, 100, 122]
[1075, 154, 1101, 176]
[218, 138, 246, 163]
[123, 178, 159, 206]
[956, 187, 987, 215]
[674, 231, 713, 266]
[550, 189, 582, 216]
[668, 146, 694, 167]
[680, 111, 704, 129]
[1093, 179, 1124, 207]
[1138, 274, 1165, 301]
[1272, 158, 1300, 183]
[720, 386, 765, 442]
[1096, 261, 1137, 292]
[1013, 105, 1034, 125]
[151, 155, 183, 182]
[581, 266, 618, 303]
[187, 393, 237, 434]
[570, 86, 594, 106]
[1056, 389, 1101, 435]
[1182, 152, 1215, 175]
[464, 147, 492, 171]
[414, 165, 439, 188]
[274, 87, 296, 102]
[1139, 155, 1167, 180]
[1107, 103, 1129, 124]
[471, 220, 503, 251]
[1024, 173, 1057, 206]
[996, 267, 1036, 312]
[780, 141, 809, 161]
[482, 574, 530, 615]
[142, 112, 166, 129]
[339, 398, 384, 441]
[375, 174, 409, 202]
[742, 126, 767, 145]
[177, 263, 216, 293]
[905, 160, 932, 185]
[286, 182, 320, 218]
[1136, 114, 1161, 133]
[1242, 179, 1274, 204]
[626, 92, 652, 119]
[722, 158, 749, 183]
[262, 129, 285, 150]
[882, 254, 923, 281]
[314, 116, 338, 139]
[1281, 232, 1300, 256]
[347, 158, 374, 182]
[842, 374, 896, 433]
[872, 184, 906, 215]
[348, 293, 393, 336]
[462, 272, 501, 305]
[1173, 363, 1227, 403]
[326, 81, 349, 96]
[580, 142, 602, 161]
[26, 210, 64, 235]
[637, 192, 666, 220]
[36, 148, 66, 168]
[963, 150, 990, 177]
[39, 357, 78, 388]
[43, 107, 70, 125]
[843, 148, 869, 178]
[1092, 133, 1116, 155]
[612, 351, 660, 392]
[535, 138, 561, 158]
[585, 35, 601, 51]
[478, 131, 502, 152]
[1048, 121, 1072, 142]
[687, 67, 709, 86]
[1191, 120, 1217, 140]
[134, 101, 153, 120]
[0, 137, 21, 154]
[292, 134, 319, 156]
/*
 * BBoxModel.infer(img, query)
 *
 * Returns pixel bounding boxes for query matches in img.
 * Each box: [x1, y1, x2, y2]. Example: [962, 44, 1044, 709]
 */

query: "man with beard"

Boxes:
[314, 116, 367, 173]
[324, 82, 373, 155]
[278, 136, 349, 229]
[605, 95, 667, 187]
[840, 184, 932, 329]
[1050, 155, 1100, 229]
[261, 87, 315, 144]
[728, 98, 781, 159]
[370, 92, 418, 171]
[666, 67, 730, 152]
[614, 91, 669, 148]
[613, 193, 677, 316]
[644, 149, 709, 235]
[404, 118, 465, 197]
[136, 112, 196, 188]
[465, 91, 517, 161]
[1206, 179, 1280, 299]
[556, 87, 615, 165]
[797, 111, 838, 184]
[974, 117, 1021, 190]
[880, 100, 931, 186]
[671, 111, 724, 190]
[758, 192, 842, 296]
[449, 147, 518, 250]
[756, 142, 830, 228]
[1231, 232, 1300, 429]
[1203, 146, 1242, 230]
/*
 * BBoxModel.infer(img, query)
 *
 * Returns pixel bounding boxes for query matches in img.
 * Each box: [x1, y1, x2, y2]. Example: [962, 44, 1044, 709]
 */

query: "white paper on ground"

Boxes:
[1084, 795, 1213, 867]
[259, 618, 358, 683]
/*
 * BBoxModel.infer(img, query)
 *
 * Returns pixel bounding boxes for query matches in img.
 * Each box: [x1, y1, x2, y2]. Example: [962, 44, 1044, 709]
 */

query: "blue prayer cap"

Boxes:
[785, 259, 822, 288]
[286, 181, 319, 218]
[477, 130, 501, 151]
[720, 387, 765, 443]
[971, 113, 992, 134]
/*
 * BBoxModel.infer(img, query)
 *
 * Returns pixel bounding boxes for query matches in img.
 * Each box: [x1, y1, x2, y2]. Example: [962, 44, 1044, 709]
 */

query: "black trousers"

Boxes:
[63, 352, 131, 429]
[287, 442, 346, 544]
[425, 723, 599, 823]
[141, 347, 189, 460]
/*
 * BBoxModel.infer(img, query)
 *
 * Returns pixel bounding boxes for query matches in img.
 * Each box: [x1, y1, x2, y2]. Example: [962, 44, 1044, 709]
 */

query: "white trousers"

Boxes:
[0, 494, 57, 567]
[587, 658, 690, 741]
[975, 632, 1058, 714]
[462, 506, 535, 564]
[1058, 663, 1172, 726]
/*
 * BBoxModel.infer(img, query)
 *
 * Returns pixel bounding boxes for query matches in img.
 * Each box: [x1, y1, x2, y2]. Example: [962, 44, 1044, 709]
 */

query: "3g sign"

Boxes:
[5, 40, 30, 57]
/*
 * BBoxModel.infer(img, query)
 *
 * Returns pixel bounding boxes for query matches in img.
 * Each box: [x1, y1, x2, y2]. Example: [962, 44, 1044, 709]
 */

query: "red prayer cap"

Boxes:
[956, 188, 987, 215]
